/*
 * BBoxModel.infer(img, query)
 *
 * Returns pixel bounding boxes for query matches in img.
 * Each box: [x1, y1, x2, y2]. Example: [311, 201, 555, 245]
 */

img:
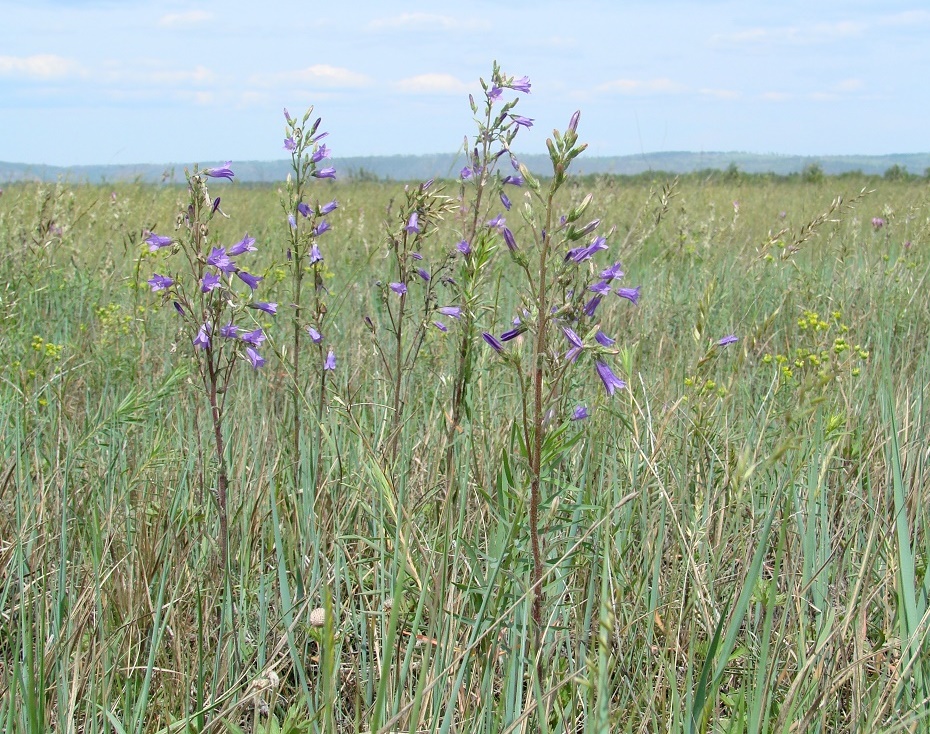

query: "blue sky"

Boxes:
[2, 0, 928, 166]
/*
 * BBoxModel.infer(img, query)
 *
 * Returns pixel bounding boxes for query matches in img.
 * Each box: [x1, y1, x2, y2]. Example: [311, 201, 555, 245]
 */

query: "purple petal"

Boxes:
[237, 270, 262, 290]
[616, 286, 641, 305]
[482, 332, 504, 353]
[246, 347, 265, 369]
[595, 361, 626, 396]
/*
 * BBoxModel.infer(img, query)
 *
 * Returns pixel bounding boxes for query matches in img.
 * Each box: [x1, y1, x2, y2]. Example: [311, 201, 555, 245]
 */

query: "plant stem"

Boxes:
[205, 353, 229, 572]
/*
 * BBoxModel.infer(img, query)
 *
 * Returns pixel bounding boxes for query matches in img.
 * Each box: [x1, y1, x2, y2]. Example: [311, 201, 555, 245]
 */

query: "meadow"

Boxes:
[1, 154, 929, 732]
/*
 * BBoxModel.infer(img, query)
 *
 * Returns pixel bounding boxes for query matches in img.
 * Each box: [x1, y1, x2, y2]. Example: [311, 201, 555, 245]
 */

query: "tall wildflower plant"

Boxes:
[281, 107, 338, 492]
[441, 63, 535, 497]
[366, 182, 455, 465]
[478, 100, 639, 635]
[145, 162, 273, 570]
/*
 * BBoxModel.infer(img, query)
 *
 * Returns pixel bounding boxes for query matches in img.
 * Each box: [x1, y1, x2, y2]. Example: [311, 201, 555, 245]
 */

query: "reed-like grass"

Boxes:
[0, 173, 928, 732]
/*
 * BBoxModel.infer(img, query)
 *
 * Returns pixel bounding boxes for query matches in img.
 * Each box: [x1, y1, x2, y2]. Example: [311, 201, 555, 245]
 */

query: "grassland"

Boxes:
[1, 172, 928, 733]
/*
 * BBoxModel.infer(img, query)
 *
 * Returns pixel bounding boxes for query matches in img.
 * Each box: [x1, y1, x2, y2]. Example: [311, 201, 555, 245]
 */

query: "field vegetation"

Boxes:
[1, 100, 929, 731]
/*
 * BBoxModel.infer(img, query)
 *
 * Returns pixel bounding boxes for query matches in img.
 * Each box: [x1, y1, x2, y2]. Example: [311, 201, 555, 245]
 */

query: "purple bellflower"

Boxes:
[309, 243, 323, 263]
[417, 268, 430, 282]
[311, 144, 331, 163]
[297, 202, 312, 218]
[487, 214, 506, 230]
[502, 175, 524, 186]
[616, 286, 641, 305]
[207, 247, 235, 274]
[389, 282, 407, 295]
[237, 271, 262, 290]
[510, 76, 531, 93]
[307, 326, 323, 343]
[501, 324, 528, 341]
[718, 334, 739, 347]
[571, 405, 590, 421]
[146, 233, 173, 252]
[456, 240, 472, 255]
[500, 192, 512, 211]
[405, 212, 420, 234]
[220, 322, 239, 339]
[201, 272, 220, 292]
[313, 167, 336, 179]
[438, 306, 462, 319]
[246, 347, 265, 369]
[563, 326, 584, 362]
[203, 162, 234, 180]
[320, 199, 338, 215]
[600, 262, 624, 281]
[228, 234, 256, 255]
[595, 330, 615, 346]
[584, 295, 603, 317]
[483, 332, 504, 353]
[240, 328, 265, 347]
[284, 137, 297, 152]
[502, 227, 518, 251]
[193, 324, 211, 350]
[324, 349, 336, 371]
[148, 274, 173, 291]
[253, 302, 277, 315]
[313, 221, 330, 237]
[433, 320, 448, 332]
[510, 114, 534, 128]
[595, 361, 626, 396]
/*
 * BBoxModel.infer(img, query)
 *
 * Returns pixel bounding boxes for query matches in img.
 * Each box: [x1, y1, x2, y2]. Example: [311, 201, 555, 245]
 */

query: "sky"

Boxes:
[1, 0, 928, 167]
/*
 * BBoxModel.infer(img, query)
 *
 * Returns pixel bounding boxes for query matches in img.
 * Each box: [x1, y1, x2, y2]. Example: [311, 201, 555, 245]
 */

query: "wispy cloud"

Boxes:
[158, 10, 213, 28]
[366, 12, 489, 32]
[878, 10, 930, 27]
[0, 54, 83, 79]
[700, 88, 740, 100]
[595, 78, 685, 95]
[712, 20, 865, 46]
[249, 65, 371, 89]
[834, 78, 862, 92]
[394, 73, 470, 95]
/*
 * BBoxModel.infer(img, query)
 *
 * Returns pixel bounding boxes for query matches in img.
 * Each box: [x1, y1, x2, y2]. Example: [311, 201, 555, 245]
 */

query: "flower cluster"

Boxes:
[147, 226, 273, 368]
[282, 107, 339, 375]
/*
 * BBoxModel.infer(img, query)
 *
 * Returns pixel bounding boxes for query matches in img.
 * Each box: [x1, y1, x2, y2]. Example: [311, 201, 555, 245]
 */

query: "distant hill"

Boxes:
[3, 151, 930, 184]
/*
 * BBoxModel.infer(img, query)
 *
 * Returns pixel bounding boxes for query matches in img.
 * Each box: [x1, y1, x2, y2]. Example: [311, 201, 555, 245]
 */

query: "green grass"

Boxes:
[0, 173, 929, 732]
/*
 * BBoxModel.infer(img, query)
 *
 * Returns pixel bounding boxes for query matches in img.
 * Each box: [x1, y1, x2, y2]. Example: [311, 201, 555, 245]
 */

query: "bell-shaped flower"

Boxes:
[595, 361, 626, 396]
[237, 271, 262, 290]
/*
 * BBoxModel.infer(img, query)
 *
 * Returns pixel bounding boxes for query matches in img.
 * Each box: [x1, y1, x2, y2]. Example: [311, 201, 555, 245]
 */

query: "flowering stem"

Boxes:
[292, 261, 304, 489]
[529, 188, 555, 637]
[204, 351, 229, 572]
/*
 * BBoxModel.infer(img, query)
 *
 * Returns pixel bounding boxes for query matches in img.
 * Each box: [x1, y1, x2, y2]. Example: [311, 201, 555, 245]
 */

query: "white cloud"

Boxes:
[249, 65, 371, 89]
[158, 11, 213, 28]
[760, 91, 792, 101]
[878, 10, 930, 27]
[366, 12, 489, 32]
[0, 54, 83, 79]
[700, 88, 740, 100]
[595, 78, 685, 95]
[834, 78, 862, 92]
[712, 20, 865, 46]
[394, 73, 470, 95]
[147, 65, 216, 86]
